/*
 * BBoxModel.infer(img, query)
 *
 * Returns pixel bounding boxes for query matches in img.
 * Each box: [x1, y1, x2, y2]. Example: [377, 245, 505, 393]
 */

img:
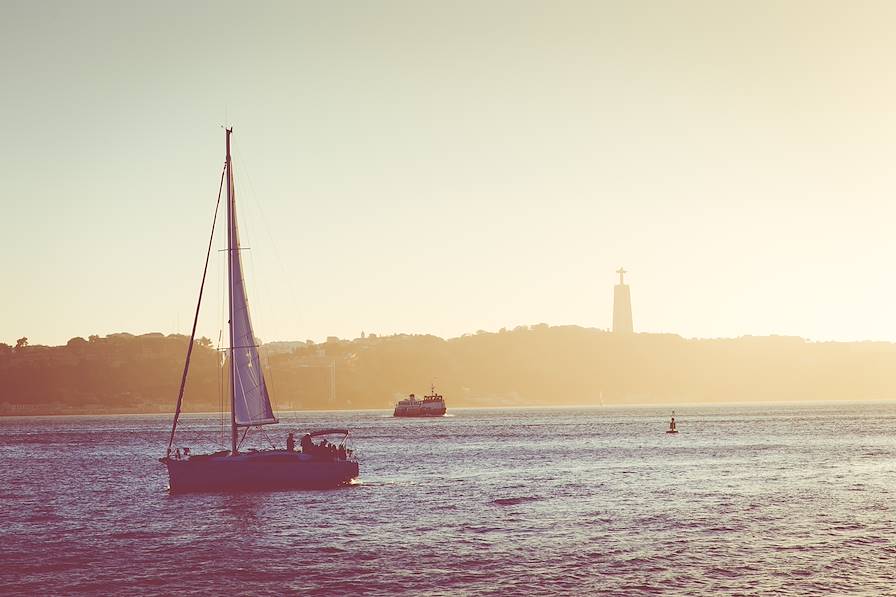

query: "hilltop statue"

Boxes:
[612, 268, 633, 334]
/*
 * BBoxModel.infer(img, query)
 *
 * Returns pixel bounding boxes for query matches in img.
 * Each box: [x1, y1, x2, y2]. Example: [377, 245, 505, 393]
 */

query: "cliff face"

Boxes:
[2, 327, 894, 415]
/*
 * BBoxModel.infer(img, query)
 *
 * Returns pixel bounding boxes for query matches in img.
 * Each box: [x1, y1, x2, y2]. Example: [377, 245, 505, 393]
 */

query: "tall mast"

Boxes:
[226, 127, 237, 455]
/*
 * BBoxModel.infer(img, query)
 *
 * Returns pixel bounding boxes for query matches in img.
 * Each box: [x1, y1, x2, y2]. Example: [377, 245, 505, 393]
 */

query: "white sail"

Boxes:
[228, 163, 277, 427]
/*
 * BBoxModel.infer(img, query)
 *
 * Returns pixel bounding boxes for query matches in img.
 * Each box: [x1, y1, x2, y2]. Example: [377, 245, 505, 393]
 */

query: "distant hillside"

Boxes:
[0, 333, 220, 415]
[2, 326, 895, 415]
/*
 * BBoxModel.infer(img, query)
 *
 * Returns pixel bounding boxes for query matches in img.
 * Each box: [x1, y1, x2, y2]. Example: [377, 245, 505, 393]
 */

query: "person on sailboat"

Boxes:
[286, 432, 295, 452]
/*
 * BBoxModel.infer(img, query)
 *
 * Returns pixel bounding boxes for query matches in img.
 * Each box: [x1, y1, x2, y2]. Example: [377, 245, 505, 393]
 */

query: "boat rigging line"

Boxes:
[165, 162, 227, 458]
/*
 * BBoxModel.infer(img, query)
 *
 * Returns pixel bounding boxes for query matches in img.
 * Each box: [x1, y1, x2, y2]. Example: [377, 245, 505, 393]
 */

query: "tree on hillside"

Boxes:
[67, 337, 88, 349]
[15, 337, 28, 351]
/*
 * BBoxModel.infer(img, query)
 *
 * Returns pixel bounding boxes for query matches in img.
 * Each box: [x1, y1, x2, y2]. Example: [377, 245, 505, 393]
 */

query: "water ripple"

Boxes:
[1, 402, 895, 595]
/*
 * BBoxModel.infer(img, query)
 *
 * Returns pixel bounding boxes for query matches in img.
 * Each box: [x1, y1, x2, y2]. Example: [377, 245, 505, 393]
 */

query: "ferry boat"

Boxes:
[393, 385, 447, 417]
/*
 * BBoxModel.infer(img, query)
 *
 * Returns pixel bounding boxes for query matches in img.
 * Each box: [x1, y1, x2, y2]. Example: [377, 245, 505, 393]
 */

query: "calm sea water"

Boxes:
[1, 402, 895, 595]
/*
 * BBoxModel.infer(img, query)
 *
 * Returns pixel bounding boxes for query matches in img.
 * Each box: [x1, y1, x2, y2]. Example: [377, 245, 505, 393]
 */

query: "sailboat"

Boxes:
[160, 128, 359, 492]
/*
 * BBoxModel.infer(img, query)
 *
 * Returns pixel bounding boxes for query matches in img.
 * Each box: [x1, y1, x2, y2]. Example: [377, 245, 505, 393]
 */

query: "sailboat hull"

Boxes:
[164, 451, 359, 492]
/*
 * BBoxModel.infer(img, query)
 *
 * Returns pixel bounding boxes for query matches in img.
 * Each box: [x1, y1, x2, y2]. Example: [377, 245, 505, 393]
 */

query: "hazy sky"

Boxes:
[4, 1, 896, 346]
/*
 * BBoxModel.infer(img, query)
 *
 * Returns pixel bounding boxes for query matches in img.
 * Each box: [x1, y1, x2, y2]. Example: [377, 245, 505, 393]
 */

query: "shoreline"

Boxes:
[2, 397, 893, 419]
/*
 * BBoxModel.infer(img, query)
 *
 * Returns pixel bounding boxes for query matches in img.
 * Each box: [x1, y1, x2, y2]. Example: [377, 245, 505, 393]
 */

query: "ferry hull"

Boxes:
[164, 452, 359, 492]
[393, 409, 446, 417]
